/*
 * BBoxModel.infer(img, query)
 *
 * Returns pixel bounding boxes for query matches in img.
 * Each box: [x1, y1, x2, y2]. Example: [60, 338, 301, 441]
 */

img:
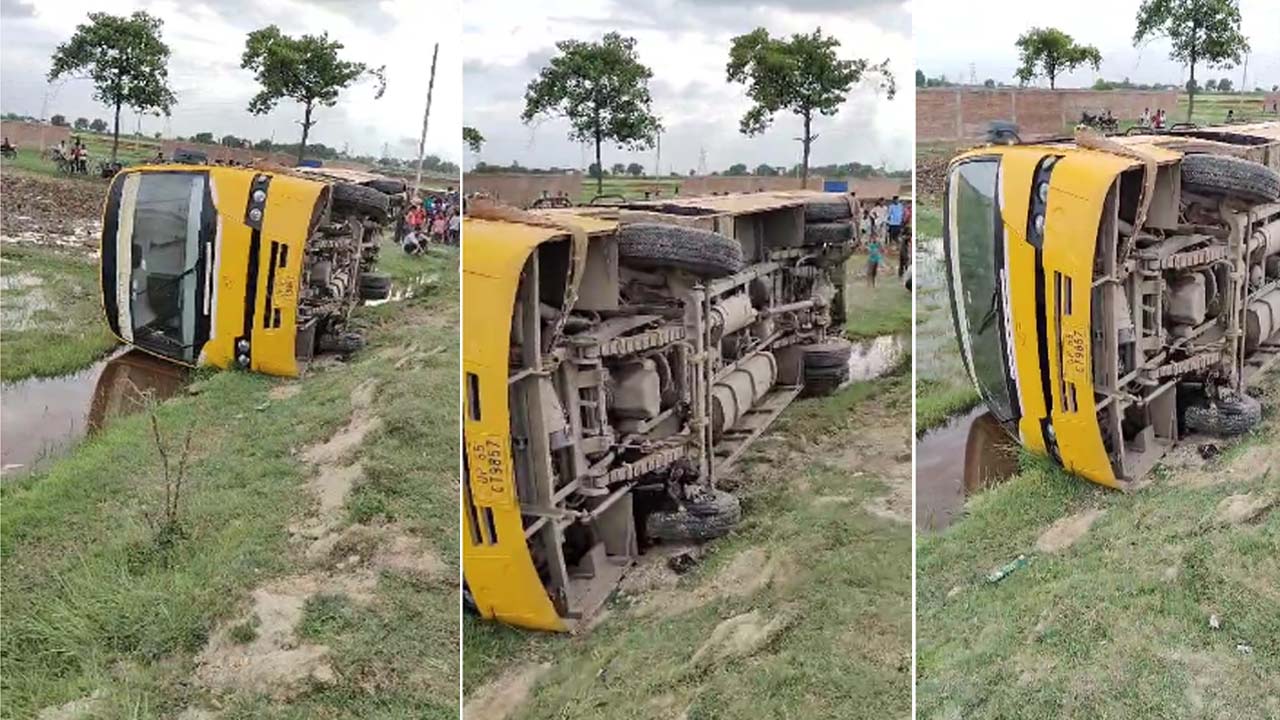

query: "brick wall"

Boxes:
[0, 121, 71, 150]
[159, 139, 296, 166]
[679, 175, 824, 195]
[917, 88, 1180, 142]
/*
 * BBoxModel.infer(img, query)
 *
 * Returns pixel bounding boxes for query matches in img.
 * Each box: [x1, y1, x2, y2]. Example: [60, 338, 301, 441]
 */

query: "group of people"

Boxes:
[52, 138, 89, 173]
[860, 195, 910, 287]
[1140, 107, 1171, 129]
[402, 192, 460, 253]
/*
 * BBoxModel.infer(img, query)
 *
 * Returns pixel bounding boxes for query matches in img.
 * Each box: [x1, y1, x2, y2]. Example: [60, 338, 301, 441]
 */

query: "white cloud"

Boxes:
[915, 0, 1278, 91]
[0, 0, 461, 162]
[462, 0, 913, 174]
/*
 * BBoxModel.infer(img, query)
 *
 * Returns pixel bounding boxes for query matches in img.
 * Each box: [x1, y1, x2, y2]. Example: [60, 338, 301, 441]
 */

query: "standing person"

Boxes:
[1141, 107, 1151, 126]
[872, 200, 887, 243]
[866, 234, 883, 288]
[432, 208, 448, 242]
[859, 209, 873, 249]
[886, 195, 907, 277]
[404, 196, 427, 253]
[448, 209, 460, 244]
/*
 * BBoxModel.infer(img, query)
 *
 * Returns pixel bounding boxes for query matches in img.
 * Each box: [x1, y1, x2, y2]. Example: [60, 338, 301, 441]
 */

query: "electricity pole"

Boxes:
[413, 42, 440, 199]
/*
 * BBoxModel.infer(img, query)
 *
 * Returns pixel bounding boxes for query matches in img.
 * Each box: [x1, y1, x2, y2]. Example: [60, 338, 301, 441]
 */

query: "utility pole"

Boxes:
[413, 42, 440, 199]
[654, 133, 661, 178]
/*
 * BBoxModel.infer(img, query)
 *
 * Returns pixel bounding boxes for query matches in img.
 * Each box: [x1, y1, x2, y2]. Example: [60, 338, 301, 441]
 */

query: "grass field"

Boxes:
[4, 132, 162, 180]
[464, 364, 912, 720]
[917, 370, 1280, 719]
[844, 250, 912, 339]
[577, 176, 683, 204]
[0, 244, 119, 382]
[0, 246, 460, 719]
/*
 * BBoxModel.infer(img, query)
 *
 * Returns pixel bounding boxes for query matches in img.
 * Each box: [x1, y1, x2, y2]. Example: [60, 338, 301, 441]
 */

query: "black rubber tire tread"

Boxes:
[1181, 154, 1280, 205]
[802, 339, 854, 369]
[363, 178, 406, 195]
[616, 223, 744, 277]
[804, 221, 854, 245]
[1185, 394, 1262, 437]
[804, 199, 853, 222]
[332, 182, 391, 222]
[359, 271, 392, 300]
[647, 490, 741, 542]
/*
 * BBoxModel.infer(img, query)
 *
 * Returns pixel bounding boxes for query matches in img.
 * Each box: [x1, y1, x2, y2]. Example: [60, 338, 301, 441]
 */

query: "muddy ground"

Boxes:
[0, 170, 105, 252]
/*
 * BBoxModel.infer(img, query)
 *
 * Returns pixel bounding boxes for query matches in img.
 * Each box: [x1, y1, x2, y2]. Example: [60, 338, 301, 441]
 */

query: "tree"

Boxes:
[89, 118, 107, 132]
[50, 114, 68, 127]
[726, 163, 749, 176]
[463, 125, 484, 153]
[588, 162, 605, 178]
[220, 134, 242, 147]
[1014, 27, 1101, 89]
[983, 78, 996, 88]
[626, 162, 644, 177]
[254, 138, 273, 151]
[1134, 0, 1248, 121]
[522, 32, 662, 194]
[610, 162, 625, 175]
[241, 25, 385, 164]
[1204, 78, 1218, 91]
[727, 27, 893, 188]
[73, 117, 88, 130]
[1216, 77, 1233, 93]
[915, 69, 925, 87]
[193, 132, 214, 144]
[755, 163, 778, 176]
[48, 11, 176, 162]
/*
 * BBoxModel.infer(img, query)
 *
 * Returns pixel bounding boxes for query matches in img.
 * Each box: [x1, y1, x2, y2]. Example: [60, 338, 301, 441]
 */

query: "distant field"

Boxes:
[577, 176, 683, 203]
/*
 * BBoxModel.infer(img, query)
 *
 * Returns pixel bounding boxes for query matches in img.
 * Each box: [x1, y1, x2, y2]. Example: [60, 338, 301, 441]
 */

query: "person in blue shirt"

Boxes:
[886, 195, 907, 277]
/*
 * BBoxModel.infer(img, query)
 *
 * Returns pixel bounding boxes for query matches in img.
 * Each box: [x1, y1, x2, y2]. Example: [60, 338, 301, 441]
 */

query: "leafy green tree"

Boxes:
[523, 32, 662, 194]
[254, 138, 273, 151]
[48, 11, 176, 161]
[626, 162, 644, 177]
[755, 163, 778, 176]
[89, 118, 107, 132]
[73, 117, 88, 130]
[463, 126, 484, 153]
[220, 134, 242, 147]
[1014, 27, 1101, 89]
[1204, 78, 1218, 91]
[610, 162, 626, 175]
[241, 25, 385, 164]
[983, 78, 996, 88]
[726, 163, 749, 176]
[1134, 0, 1248, 121]
[915, 69, 925, 87]
[193, 131, 214, 144]
[1216, 77, 1233, 92]
[588, 162, 606, 178]
[727, 27, 894, 188]
[50, 114, 68, 127]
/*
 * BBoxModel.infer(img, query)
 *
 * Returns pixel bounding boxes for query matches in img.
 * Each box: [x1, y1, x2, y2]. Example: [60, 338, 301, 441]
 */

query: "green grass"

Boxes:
[464, 365, 912, 720]
[915, 193, 943, 239]
[842, 253, 912, 339]
[1, 137, 159, 180]
[917, 371, 1280, 719]
[915, 378, 980, 436]
[0, 244, 119, 382]
[0, 247, 460, 719]
[578, 176, 682, 203]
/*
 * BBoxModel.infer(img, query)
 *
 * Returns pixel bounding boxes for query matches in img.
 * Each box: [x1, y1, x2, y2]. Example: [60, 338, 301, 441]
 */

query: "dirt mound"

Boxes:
[0, 172, 106, 250]
[637, 547, 785, 618]
[916, 153, 950, 198]
[1035, 509, 1105, 553]
[1215, 492, 1277, 525]
[688, 605, 798, 670]
[464, 662, 552, 720]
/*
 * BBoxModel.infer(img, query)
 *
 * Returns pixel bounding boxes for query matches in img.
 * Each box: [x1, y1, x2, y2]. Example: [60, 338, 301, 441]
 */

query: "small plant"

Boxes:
[298, 593, 357, 639]
[141, 400, 196, 561]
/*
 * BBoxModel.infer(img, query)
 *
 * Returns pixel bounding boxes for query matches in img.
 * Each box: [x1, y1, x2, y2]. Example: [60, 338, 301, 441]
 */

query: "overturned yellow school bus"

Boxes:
[462, 192, 864, 631]
[943, 121, 1280, 489]
[100, 165, 403, 376]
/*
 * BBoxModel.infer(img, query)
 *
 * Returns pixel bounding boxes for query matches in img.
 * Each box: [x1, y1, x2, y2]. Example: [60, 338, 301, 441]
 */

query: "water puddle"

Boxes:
[843, 334, 907, 384]
[1, 350, 189, 478]
[916, 407, 1020, 531]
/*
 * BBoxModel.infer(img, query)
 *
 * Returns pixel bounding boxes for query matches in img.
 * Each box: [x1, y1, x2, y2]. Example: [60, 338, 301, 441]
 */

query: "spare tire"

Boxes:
[646, 489, 741, 542]
[805, 199, 853, 222]
[1185, 394, 1262, 437]
[1181, 154, 1280, 205]
[802, 339, 854, 370]
[359, 271, 393, 301]
[332, 183, 390, 222]
[616, 223, 744, 277]
[804, 221, 854, 245]
[363, 178, 406, 195]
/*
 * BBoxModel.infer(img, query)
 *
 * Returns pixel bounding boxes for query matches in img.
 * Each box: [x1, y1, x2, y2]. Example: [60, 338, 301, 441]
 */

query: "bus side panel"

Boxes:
[1041, 153, 1133, 488]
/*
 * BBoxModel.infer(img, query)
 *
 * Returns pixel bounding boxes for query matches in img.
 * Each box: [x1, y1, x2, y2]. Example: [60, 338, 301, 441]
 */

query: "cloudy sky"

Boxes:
[916, 0, 1278, 91]
[0, 0, 461, 163]
[462, 0, 913, 174]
